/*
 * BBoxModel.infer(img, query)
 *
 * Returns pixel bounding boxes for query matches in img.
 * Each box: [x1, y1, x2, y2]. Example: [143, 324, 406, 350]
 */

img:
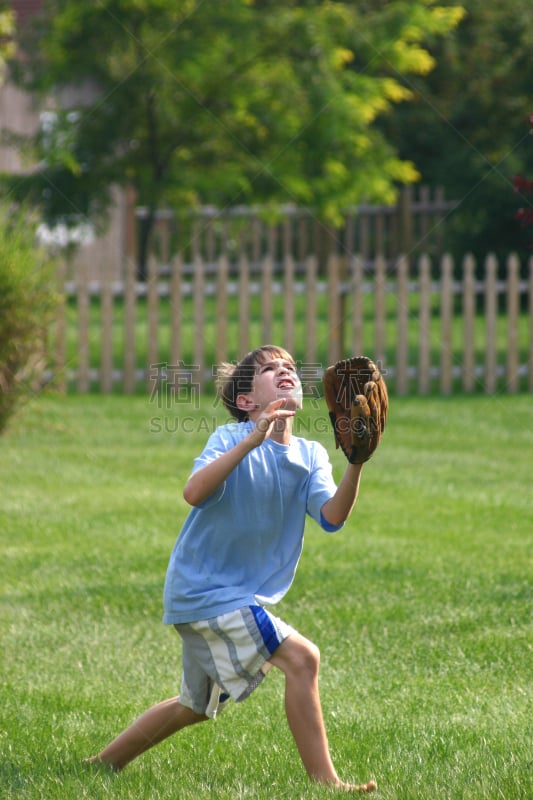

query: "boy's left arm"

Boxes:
[320, 463, 363, 528]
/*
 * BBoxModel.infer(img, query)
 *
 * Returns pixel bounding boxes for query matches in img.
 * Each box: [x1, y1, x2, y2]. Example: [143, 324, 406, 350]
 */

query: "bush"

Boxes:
[0, 203, 59, 433]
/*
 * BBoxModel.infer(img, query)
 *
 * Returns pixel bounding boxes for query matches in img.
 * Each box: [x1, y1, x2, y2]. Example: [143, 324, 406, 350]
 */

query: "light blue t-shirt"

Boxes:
[163, 421, 343, 624]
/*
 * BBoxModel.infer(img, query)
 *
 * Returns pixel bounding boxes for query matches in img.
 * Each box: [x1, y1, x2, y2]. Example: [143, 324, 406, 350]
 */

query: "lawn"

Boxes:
[1, 391, 532, 799]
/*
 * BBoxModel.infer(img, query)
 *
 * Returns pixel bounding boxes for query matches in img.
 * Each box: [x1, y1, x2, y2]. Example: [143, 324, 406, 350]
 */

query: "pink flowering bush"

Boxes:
[512, 114, 533, 245]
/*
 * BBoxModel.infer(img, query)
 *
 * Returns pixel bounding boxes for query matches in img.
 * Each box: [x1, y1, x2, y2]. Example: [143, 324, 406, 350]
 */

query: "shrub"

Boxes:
[0, 203, 59, 433]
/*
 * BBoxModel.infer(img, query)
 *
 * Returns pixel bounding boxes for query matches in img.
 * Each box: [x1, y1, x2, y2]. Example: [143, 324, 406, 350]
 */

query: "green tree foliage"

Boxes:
[0, 2, 15, 83]
[0, 204, 58, 433]
[380, 0, 533, 261]
[2, 0, 463, 269]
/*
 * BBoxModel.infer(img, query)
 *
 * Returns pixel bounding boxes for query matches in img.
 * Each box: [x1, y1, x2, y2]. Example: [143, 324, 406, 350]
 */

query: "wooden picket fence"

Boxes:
[51, 249, 533, 397]
[139, 186, 453, 273]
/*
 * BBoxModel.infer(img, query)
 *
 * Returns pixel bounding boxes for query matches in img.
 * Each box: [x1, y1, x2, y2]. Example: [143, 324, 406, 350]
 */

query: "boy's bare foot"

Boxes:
[82, 756, 119, 773]
[336, 779, 377, 793]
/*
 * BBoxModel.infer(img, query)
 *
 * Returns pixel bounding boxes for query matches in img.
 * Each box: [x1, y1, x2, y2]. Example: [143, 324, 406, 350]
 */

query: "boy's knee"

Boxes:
[272, 634, 321, 679]
[300, 638, 321, 671]
[292, 639, 321, 681]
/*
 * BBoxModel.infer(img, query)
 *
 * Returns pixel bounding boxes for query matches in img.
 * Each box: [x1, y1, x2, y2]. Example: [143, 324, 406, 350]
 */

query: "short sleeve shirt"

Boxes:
[163, 421, 342, 624]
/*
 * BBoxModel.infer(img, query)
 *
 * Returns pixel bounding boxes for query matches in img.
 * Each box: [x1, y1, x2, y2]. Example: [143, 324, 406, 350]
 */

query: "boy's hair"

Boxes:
[218, 345, 295, 421]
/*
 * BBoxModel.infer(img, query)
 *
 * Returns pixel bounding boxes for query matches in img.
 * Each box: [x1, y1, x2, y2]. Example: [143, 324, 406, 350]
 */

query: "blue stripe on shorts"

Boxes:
[248, 605, 285, 655]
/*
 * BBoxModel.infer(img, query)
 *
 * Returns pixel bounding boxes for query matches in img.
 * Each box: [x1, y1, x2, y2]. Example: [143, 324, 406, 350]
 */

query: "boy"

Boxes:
[85, 345, 377, 793]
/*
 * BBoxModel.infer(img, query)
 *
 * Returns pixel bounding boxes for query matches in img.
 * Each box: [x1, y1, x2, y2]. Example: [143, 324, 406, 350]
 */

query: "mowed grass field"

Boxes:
[1, 391, 532, 799]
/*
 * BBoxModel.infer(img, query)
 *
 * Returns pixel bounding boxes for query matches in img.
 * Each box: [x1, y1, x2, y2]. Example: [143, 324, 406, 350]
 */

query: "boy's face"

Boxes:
[245, 356, 303, 413]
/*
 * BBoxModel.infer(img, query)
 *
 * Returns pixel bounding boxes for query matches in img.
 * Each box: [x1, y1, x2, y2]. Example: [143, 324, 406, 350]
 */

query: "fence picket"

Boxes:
[506, 254, 520, 392]
[283, 254, 295, 356]
[305, 255, 318, 366]
[261, 255, 273, 345]
[123, 254, 136, 394]
[440, 253, 453, 394]
[77, 259, 90, 393]
[350, 254, 364, 355]
[484, 254, 497, 394]
[170, 254, 183, 368]
[418, 254, 431, 395]
[327, 253, 342, 364]
[216, 254, 229, 367]
[238, 254, 250, 358]
[396, 256, 409, 395]
[193, 255, 205, 387]
[374, 254, 386, 367]
[147, 254, 159, 395]
[100, 265, 113, 394]
[462, 254, 476, 392]
[54, 259, 67, 394]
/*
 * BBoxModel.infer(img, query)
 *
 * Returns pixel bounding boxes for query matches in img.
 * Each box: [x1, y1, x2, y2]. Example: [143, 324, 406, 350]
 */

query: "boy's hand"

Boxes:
[250, 398, 296, 445]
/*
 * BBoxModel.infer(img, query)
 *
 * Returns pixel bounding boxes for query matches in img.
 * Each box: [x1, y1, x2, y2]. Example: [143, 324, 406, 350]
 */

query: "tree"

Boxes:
[3, 0, 464, 273]
[379, 0, 533, 262]
[0, 3, 14, 81]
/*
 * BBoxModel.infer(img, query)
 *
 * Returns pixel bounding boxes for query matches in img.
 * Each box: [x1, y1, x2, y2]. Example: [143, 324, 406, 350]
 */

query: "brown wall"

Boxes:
[0, 80, 125, 281]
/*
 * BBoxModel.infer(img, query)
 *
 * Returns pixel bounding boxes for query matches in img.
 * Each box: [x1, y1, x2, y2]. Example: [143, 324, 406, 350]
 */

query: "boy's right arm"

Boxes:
[183, 400, 295, 506]
[183, 431, 259, 507]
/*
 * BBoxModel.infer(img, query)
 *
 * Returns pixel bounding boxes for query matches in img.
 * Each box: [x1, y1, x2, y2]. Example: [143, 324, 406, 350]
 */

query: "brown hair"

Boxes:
[218, 345, 295, 421]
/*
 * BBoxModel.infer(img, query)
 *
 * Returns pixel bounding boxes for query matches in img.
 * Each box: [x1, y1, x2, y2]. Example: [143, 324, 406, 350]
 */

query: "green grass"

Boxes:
[1, 392, 532, 799]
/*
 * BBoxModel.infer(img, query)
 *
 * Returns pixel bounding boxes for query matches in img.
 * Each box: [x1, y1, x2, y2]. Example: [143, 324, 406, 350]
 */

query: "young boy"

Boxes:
[85, 345, 376, 793]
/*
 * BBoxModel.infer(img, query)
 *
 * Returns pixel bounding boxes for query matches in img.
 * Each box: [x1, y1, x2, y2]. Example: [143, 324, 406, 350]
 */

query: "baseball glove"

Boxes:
[323, 356, 388, 464]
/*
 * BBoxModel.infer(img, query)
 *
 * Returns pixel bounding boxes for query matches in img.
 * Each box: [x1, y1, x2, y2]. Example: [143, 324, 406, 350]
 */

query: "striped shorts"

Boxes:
[174, 606, 295, 719]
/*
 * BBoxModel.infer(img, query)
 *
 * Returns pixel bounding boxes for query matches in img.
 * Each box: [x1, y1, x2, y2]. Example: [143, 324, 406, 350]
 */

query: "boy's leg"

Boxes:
[85, 697, 207, 771]
[269, 633, 376, 793]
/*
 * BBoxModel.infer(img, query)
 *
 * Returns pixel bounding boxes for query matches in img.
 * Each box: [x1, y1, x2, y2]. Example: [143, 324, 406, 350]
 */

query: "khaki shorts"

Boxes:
[174, 605, 295, 718]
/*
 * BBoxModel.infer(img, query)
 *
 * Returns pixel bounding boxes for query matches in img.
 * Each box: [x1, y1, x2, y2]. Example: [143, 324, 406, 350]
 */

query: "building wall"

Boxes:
[0, 80, 125, 281]
[0, 82, 39, 172]
[8, 0, 44, 26]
